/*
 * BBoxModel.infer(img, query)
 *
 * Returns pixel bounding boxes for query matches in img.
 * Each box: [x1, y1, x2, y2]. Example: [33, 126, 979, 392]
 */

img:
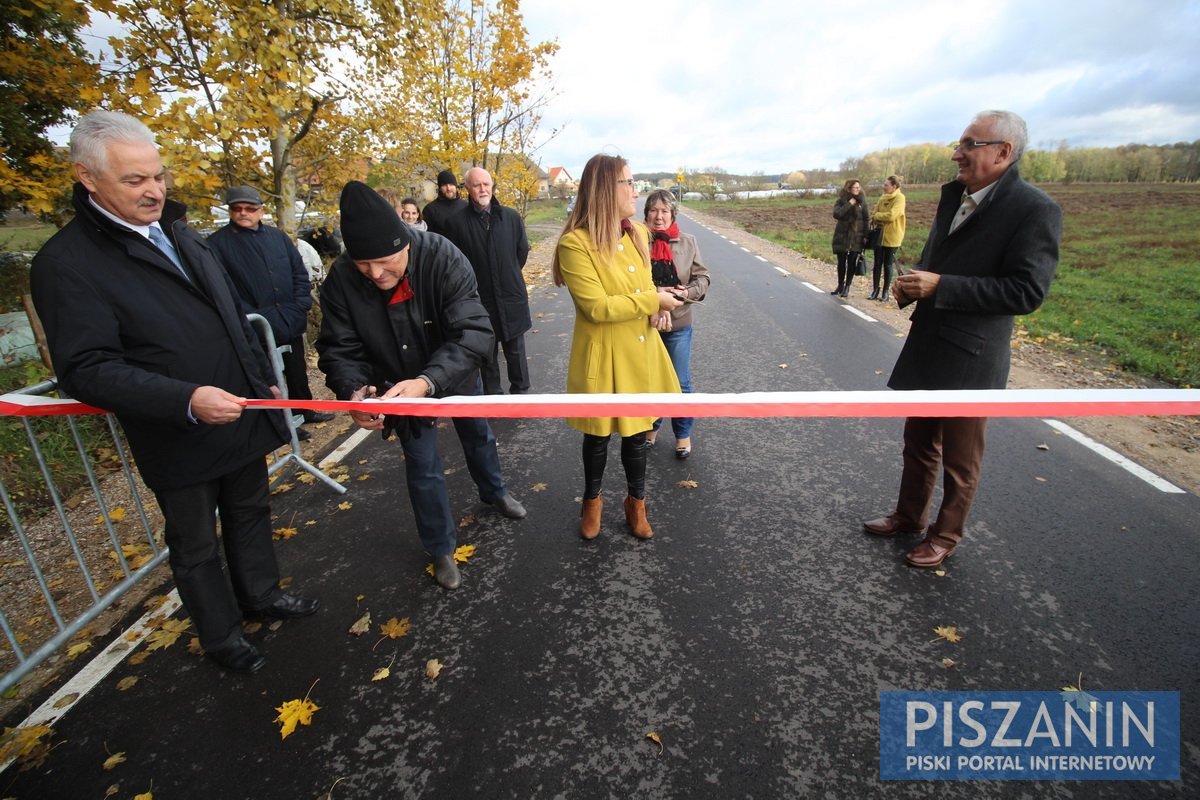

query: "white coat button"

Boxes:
[617, 244, 624, 251]
[639, 335, 645, 342]
[628, 265, 635, 272]
[401, 344, 408, 350]
[635, 288, 641, 293]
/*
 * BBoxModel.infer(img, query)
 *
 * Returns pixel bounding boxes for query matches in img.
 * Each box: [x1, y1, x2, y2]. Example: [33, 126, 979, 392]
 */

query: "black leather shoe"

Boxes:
[246, 592, 320, 621]
[294, 427, 311, 441]
[868, 290, 879, 300]
[303, 411, 335, 424]
[432, 555, 461, 589]
[490, 493, 527, 519]
[830, 287, 842, 295]
[206, 635, 265, 674]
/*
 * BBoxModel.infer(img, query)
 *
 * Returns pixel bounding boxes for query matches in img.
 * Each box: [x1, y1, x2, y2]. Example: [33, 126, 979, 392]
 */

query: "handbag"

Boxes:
[854, 253, 867, 276]
[865, 226, 884, 250]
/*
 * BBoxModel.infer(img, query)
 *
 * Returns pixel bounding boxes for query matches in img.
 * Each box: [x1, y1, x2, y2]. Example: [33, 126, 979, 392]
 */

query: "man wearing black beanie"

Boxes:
[422, 169, 467, 236]
[316, 181, 526, 589]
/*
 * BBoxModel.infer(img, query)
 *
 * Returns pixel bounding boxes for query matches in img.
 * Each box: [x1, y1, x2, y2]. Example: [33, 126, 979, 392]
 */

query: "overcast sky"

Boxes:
[521, 0, 1200, 177]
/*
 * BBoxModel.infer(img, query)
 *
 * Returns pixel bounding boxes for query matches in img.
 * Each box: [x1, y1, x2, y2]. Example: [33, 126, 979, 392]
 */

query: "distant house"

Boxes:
[547, 166, 576, 197]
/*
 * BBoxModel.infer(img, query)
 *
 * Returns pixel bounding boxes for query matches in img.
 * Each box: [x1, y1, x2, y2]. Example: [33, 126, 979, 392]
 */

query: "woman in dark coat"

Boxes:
[831, 178, 870, 297]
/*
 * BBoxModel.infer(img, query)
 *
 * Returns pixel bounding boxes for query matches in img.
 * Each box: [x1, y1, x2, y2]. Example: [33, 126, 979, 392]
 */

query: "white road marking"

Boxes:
[755, 256, 767, 262]
[319, 427, 372, 468]
[740, 247, 750, 253]
[800, 281, 824, 292]
[843, 306, 877, 322]
[1042, 419, 1186, 493]
[3, 590, 185, 772]
[774, 267, 790, 276]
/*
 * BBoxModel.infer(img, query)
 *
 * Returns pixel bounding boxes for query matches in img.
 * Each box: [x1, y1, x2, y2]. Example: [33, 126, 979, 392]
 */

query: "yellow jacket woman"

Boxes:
[869, 175, 906, 301]
[552, 154, 682, 541]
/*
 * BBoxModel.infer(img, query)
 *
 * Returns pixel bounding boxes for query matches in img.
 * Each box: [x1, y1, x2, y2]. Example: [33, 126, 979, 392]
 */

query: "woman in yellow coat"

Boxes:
[870, 175, 906, 302]
[552, 154, 683, 540]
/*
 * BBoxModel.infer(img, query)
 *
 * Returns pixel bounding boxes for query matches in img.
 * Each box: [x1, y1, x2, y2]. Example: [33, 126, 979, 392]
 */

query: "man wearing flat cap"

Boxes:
[422, 169, 467, 236]
[316, 180, 526, 589]
[208, 185, 332, 439]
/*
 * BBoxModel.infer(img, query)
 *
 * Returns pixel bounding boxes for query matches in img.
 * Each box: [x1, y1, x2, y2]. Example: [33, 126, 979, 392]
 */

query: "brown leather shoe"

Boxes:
[623, 496, 653, 539]
[580, 496, 602, 540]
[862, 515, 924, 537]
[905, 540, 956, 568]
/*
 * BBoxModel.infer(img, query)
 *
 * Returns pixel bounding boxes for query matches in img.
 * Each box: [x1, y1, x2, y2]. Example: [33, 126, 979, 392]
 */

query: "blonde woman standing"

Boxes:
[552, 155, 682, 540]
[870, 175, 906, 301]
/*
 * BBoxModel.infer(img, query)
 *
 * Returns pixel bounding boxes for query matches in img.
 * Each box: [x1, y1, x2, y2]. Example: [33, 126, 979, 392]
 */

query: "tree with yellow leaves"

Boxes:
[92, 0, 418, 232]
[0, 0, 102, 219]
[369, 0, 557, 210]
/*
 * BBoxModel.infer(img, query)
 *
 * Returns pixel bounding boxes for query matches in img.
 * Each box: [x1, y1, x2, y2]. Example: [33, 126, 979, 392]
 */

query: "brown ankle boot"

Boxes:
[623, 496, 653, 539]
[580, 496, 602, 539]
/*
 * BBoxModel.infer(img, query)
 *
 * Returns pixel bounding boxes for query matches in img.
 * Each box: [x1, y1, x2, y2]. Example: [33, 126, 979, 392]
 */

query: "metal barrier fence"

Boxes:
[1, 323, 342, 697]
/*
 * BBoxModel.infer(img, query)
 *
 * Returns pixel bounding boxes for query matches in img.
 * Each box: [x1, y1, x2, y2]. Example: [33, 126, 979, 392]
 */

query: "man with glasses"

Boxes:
[208, 186, 333, 439]
[862, 110, 1063, 568]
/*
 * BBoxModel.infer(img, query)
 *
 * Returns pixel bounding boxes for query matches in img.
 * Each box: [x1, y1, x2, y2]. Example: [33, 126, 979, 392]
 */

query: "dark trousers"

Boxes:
[401, 415, 507, 557]
[481, 334, 530, 394]
[836, 251, 860, 289]
[873, 246, 898, 294]
[894, 417, 988, 548]
[281, 336, 313, 402]
[153, 458, 281, 650]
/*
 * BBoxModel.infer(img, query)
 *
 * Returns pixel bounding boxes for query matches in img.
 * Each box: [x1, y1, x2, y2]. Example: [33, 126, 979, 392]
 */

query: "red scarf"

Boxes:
[649, 223, 679, 263]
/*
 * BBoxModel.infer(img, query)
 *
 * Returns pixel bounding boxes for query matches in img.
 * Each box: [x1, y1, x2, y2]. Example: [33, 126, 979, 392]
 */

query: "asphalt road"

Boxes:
[3, 214, 1197, 798]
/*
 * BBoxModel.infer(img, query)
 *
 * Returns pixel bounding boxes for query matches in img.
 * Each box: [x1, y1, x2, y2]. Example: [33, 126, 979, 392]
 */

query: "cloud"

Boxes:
[522, 0, 1200, 177]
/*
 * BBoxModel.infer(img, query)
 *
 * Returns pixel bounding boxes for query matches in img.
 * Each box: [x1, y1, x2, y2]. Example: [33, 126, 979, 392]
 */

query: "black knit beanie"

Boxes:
[437, 169, 457, 187]
[339, 180, 411, 260]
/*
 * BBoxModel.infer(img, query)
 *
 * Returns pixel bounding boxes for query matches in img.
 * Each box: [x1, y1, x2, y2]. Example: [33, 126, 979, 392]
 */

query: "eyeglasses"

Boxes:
[949, 140, 1007, 151]
[616, 179, 635, 187]
[229, 204, 262, 213]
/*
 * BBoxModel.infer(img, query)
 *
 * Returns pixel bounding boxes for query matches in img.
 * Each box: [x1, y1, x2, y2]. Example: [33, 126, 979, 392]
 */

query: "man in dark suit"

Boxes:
[441, 167, 532, 394]
[863, 110, 1062, 568]
[422, 169, 467, 236]
[31, 110, 319, 674]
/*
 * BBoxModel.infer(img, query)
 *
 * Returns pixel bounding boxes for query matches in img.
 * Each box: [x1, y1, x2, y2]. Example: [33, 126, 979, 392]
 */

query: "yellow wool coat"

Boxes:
[871, 190, 907, 248]
[557, 223, 682, 437]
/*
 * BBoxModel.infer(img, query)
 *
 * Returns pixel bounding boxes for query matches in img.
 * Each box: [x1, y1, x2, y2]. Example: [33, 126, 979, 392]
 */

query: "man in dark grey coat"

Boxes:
[442, 167, 532, 394]
[31, 111, 319, 674]
[863, 110, 1062, 568]
[422, 169, 467, 236]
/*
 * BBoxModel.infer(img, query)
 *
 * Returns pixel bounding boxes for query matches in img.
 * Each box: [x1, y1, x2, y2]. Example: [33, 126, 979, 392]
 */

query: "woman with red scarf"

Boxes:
[643, 189, 711, 459]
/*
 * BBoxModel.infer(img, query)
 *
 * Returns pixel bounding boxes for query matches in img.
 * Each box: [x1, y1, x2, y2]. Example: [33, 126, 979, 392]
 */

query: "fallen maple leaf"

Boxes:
[425, 659, 442, 680]
[274, 680, 320, 740]
[103, 752, 126, 770]
[530, 482, 547, 492]
[94, 507, 126, 525]
[337, 501, 352, 510]
[932, 625, 962, 643]
[146, 619, 190, 651]
[272, 482, 294, 494]
[348, 611, 372, 636]
[67, 642, 92, 658]
[129, 651, 150, 665]
[453, 544, 476, 563]
[942, 658, 957, 669]
[273, 527, 298, 540]
[458, 513, 476, 528]
[52, 693, 78, 710]
[677, 479, 699, 489]
[379, 617, 411, 639]
[778, 363, 788, 369]
[646, 731, 664, 756]
[0, 724, 54, 771]
[117, 676, 138, 691]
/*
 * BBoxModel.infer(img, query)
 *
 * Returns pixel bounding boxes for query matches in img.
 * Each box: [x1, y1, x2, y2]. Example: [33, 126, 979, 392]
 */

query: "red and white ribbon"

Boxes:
[4, 389, 1198, 420]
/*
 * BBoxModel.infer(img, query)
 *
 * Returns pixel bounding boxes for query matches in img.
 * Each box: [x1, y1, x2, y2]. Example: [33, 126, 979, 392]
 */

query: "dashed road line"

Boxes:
[774, 267, 790, 276]
[842, 305, 878, 321]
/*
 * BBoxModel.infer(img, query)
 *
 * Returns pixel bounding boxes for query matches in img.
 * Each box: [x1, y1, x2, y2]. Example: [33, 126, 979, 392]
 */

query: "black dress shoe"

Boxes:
[432, 555, 461, 589]
[246, 592, 320, 621]
[294, 427, 311, 441]
[206, 635, 265, 674]
[490, 493, 527, 519]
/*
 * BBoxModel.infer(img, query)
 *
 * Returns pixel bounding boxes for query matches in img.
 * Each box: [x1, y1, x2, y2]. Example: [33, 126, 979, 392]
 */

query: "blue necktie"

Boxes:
[148, 225, 189, 280]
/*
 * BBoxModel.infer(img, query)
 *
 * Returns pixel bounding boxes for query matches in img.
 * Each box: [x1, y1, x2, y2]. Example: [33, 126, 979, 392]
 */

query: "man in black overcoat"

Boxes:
[422, 169, 467, 236]
[30, 111, 319, 674]
[863, 110, 1063, 568]
[441, 167, 532, 394]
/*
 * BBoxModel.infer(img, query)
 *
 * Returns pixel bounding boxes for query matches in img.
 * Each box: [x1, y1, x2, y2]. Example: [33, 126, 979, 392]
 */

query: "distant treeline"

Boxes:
[636, 141, 1200, 189]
